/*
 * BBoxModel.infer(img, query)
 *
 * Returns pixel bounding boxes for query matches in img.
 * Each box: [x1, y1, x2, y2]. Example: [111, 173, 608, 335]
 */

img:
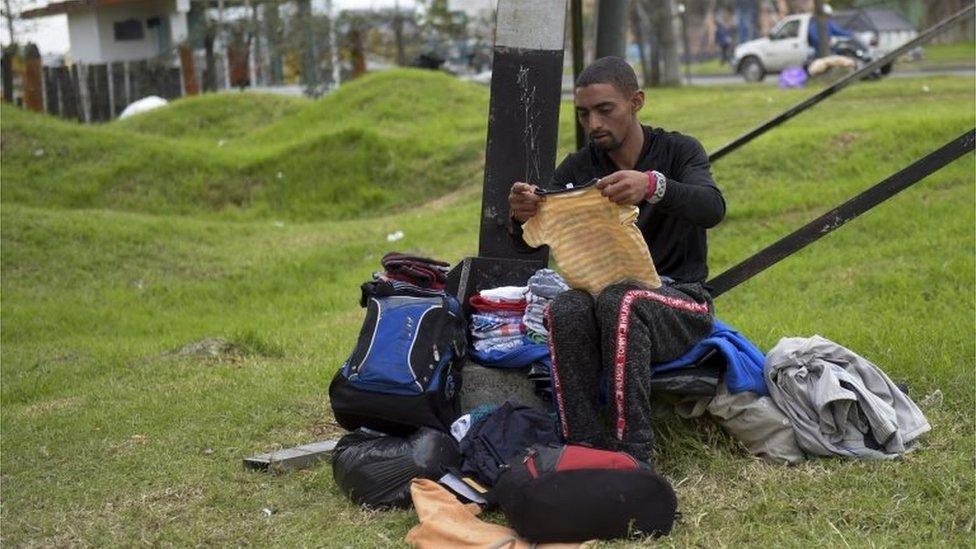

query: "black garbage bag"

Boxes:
[332, 427, 460, 509]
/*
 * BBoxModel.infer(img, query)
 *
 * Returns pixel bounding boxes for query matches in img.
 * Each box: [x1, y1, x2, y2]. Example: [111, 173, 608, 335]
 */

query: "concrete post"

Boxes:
[179, 43, 199, 95]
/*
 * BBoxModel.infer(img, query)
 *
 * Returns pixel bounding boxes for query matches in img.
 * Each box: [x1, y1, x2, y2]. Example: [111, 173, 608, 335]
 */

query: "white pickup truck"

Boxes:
[731, 13, 882, 82]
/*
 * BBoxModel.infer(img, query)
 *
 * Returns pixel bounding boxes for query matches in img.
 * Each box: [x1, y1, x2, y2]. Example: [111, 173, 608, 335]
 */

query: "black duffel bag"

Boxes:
[493, 443, 678, 542]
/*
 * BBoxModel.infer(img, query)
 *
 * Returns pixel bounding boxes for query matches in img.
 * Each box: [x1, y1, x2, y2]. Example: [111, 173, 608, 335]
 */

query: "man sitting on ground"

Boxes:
[507, 57, 725, 463]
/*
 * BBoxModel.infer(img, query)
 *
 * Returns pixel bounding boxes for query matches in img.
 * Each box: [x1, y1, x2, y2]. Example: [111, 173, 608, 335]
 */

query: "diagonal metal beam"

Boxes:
[709, 4, 975, 163]
[708, 129, 975, 298]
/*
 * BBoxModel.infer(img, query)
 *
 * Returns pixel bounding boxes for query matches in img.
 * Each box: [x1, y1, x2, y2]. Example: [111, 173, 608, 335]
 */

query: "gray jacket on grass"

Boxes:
[672, 376, 806, 464]
[765, 335, 930, 459]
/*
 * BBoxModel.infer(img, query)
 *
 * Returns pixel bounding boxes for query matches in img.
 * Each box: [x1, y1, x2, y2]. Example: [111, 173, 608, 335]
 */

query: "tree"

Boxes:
[203, 21, 218, 91]
[643, 0, 681, 87]
[595, 0, 627, 58]
[418, 0, 464, 55]
[630, 0, 653, 88]
[1, 0, 39, 47]
[2, 0, 15, 45]
[263, 0, 284, 85]
[924, 0, 973, 44]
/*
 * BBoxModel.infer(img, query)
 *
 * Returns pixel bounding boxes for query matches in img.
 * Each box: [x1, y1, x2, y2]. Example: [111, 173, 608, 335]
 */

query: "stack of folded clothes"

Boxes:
[469, 286, 528, 355]
[361, 252, 450, 306]
[468, 286, 551, 389]
[522, 269, 569, 342]
[521, 269, 569, 400]
[381, 252, 450, 290]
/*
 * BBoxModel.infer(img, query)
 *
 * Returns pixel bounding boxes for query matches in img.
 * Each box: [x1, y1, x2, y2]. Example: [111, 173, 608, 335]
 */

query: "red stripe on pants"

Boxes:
[545, 305, 570, 439]
[613, 290, 710, 440]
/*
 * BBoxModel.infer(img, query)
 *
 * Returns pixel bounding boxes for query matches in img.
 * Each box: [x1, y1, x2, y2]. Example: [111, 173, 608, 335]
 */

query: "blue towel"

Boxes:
[651, 318, 768, 395]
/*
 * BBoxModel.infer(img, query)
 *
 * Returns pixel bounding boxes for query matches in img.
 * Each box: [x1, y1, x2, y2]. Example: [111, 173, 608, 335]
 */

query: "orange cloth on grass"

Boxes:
[521, 186, 661, 295]
[404, 479, 584, 549]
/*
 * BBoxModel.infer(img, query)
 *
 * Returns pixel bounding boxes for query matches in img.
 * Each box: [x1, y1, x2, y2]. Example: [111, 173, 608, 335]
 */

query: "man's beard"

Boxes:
[589, 131, 622, 151]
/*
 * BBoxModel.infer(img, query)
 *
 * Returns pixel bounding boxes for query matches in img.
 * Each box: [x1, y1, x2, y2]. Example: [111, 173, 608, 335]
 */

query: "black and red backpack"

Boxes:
[493, 443, 678, 542]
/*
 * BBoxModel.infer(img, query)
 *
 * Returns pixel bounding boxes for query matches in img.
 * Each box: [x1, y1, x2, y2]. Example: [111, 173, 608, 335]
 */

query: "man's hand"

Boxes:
[509, 182, 543, 223]
[596, 170, 650, 205]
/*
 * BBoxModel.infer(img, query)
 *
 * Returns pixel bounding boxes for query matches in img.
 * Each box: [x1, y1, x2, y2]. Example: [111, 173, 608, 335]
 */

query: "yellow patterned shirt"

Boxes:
[522, 187, 661, 295]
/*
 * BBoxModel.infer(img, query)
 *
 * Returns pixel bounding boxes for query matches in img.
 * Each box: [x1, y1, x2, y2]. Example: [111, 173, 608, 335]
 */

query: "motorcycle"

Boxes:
[830, 35, 889, 80]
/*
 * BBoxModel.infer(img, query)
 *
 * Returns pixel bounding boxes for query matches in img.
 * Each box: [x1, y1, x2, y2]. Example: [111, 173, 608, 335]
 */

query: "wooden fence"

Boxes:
[1, 44, 233, 123]
[41, 61, 183, 123]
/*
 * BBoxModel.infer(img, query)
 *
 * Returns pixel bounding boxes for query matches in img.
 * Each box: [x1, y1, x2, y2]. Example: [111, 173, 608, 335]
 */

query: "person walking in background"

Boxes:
[716, 18, 733, 65]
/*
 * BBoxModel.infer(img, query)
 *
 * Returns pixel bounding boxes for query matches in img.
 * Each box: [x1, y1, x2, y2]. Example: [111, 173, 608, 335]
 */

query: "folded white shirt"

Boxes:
[478, 286, 528, 302]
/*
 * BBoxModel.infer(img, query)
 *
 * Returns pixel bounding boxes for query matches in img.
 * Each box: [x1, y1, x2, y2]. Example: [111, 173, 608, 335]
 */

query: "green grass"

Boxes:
[903, 40, 976, 70]
[114, 91, 307, 143]
[1, 70, 488, 222]
[1, 71, 974, 546]
[688, 58, 736, 76]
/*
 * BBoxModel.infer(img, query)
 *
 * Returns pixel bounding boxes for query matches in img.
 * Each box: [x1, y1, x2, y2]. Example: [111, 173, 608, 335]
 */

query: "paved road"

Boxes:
[241, 67, 973, 99]
[673, 67, 975, 87]
[556, 66, 973, 97]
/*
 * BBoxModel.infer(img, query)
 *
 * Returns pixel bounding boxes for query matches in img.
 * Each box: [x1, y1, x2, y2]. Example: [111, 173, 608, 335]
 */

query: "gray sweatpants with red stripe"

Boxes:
[546, 281, 714, 463]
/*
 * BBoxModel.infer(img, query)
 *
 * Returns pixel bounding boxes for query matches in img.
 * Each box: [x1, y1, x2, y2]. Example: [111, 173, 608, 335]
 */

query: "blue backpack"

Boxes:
[329, 283, 467, 435]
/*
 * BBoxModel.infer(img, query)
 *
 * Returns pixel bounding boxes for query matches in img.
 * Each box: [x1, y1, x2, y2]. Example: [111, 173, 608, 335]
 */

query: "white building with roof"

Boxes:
[22, 0, 192, 63]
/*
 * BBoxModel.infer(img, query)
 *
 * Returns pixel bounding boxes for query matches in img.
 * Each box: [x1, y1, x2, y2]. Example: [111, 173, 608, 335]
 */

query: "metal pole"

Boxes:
[571, 0, 585, 150]
[709, 3, 976, 163]
[708, 129, 976, 297]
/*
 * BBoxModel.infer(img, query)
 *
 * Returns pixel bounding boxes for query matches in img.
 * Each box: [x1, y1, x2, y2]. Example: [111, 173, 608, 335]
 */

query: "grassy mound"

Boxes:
[0, 69, 488, 221]
[113, 92, 306, 142]
[1, 74, 974, 546]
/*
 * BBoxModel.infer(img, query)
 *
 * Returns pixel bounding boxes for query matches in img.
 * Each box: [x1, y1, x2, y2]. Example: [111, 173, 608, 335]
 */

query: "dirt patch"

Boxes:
[19, 396, 83, 419]
[152, 333, 283, 368]
[309, 420, 344, 439]
[170, 338, 246, 359]
[100, 483, 207, 518]
[830, 132, 862, 150]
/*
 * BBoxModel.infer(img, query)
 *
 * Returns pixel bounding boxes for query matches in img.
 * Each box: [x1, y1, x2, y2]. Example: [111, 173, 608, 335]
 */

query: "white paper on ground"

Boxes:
[438, 473, 487, 505]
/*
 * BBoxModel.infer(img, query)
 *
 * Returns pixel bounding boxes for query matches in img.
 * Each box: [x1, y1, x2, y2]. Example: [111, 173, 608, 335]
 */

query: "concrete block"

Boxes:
[243, 439, 337, 472]
[460, 360, 549, 411]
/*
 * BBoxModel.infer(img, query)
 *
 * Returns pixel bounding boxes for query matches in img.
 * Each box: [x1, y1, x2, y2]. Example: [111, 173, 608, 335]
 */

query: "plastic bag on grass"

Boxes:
[332, 427, 460, 509]
[778, 66, 808, 88]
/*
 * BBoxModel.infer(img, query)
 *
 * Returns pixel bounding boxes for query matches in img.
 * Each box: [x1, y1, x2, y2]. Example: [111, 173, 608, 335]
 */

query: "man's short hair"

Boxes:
[575, 56, 639, 95]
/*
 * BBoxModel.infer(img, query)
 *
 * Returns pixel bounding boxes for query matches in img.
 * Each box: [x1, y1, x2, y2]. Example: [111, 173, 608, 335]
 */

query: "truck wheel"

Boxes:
[739, 56, 765, 82]
[880, 62, 893, 76]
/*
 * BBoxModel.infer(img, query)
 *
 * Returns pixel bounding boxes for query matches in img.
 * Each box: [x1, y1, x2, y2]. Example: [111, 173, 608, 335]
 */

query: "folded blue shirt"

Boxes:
[470, 337, 551, 369]
[651, 318, 768, 395]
